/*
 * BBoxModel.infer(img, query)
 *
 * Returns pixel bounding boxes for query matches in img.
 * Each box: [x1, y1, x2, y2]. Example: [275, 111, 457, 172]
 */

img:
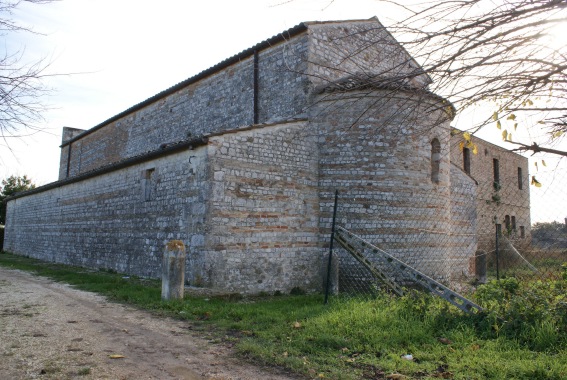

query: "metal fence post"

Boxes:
[324, 190, 339, 305]
[495, 224, 500, 280]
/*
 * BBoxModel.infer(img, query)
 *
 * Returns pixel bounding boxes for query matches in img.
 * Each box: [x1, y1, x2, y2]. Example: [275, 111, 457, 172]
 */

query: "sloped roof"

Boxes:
[9, 118, 307, 201]
[61, 18, 387, 147]
[9, 137, 208, 201]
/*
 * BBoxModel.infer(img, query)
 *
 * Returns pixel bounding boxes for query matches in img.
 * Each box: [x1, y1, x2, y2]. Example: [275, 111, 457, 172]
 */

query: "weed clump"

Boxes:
[474, 277, 567, 351]
[77, 367, 91, 376]
[290, 286, 306, 295]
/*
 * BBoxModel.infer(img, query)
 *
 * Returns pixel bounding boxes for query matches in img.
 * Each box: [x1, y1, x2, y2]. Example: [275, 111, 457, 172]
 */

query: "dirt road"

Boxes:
[0, 268, 299, 380]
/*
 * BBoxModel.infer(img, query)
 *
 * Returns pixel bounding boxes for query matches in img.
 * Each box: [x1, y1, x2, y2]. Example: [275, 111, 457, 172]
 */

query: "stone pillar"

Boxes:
[162, 240, 186, 300]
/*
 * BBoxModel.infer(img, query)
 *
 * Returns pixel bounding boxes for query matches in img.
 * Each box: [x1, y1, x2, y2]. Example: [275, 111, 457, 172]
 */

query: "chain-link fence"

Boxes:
[324, 169, 567, 301]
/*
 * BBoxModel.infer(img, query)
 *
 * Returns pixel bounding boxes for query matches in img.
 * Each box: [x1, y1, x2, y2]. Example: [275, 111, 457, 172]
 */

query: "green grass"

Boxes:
[1, 251, 566, 379]
[77, 367, 91, 376]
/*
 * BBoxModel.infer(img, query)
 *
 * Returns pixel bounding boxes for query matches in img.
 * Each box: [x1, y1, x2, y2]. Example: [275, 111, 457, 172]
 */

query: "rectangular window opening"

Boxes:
[463, 148, 471, 174]
[142, 168, 155, 201]
[517, 167, 523, 189]
[504, 215, 511, 232]
[520, 226, 525, 238]
[493, 158, 500, 188]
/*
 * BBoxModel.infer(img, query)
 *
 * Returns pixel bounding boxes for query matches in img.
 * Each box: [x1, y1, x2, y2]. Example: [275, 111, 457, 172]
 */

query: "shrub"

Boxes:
[474, 278, 567, 351]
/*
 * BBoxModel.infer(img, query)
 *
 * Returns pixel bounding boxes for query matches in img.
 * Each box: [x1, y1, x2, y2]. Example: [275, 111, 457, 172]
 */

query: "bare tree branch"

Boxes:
[305, 0, 567, 157]
[507, 140, 567, 157]
[0, 0, 57, 142]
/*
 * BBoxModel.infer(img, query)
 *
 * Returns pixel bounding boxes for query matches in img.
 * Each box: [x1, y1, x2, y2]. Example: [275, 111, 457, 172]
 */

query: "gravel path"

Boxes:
[0, 267, 299, 380]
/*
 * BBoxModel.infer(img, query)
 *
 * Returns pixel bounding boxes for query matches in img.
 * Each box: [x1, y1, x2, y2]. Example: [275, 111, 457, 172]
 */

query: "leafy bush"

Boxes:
[474, 278, 567, 351]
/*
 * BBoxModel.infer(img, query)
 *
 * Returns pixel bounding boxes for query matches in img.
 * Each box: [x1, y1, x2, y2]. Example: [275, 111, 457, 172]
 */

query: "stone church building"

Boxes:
[4, 18, 529, 294]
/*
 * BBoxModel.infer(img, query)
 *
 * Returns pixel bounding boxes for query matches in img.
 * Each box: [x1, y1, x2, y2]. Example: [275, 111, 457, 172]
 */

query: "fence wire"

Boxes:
[326, 171, 567, 301]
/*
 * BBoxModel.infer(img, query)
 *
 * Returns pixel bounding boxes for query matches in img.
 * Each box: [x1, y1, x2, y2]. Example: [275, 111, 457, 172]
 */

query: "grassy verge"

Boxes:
[1, 252, 566, 380]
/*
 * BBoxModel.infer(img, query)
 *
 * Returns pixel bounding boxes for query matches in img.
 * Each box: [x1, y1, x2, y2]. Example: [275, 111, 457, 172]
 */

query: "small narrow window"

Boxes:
[517, 167, 523, 189]
[463, 147, 471, 174]
[511, 216, 516, 232]
[504, 215, 511, 232]
[493, 158, 500, 186]
[431, 138, 441, 183]
[142, 168, 155, 201]
[520, 226, 525, 238]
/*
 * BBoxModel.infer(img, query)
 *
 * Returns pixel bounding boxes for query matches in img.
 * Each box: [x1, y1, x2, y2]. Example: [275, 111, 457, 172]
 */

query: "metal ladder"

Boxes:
[334, 226, 483, 314]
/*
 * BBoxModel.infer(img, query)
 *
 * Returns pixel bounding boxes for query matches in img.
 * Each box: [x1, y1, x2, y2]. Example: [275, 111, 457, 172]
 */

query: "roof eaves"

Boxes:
[61, 22, 309, 148]
[10, 117, 311, 201]
[451, 129, 528, 160]
[8, 137, 208, 201]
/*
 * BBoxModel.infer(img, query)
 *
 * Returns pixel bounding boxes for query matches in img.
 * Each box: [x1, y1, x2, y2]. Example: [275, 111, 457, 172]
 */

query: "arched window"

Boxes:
[431, 138, 441, 183]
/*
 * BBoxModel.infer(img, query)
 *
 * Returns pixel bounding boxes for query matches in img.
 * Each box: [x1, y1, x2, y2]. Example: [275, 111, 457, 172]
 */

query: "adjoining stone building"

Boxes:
[450, 133, 531, 253]
[4, 18, 530, 294]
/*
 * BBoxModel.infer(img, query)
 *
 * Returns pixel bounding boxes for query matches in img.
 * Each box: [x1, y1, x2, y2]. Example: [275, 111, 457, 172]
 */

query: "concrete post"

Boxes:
[161, 240, 186, 300]
[475, 250, 487, 284]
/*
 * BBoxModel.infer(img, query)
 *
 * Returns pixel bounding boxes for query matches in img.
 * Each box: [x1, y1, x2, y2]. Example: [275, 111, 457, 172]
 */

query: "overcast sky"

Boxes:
[1, 0, 565, 222]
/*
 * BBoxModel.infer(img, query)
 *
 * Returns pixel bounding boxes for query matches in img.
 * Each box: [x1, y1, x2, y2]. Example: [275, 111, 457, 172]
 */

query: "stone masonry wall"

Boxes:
[307, 19, 431, 91]
[6, 121, 325, 294]
[59, 35, 309, 179]
[449, 134, 531, 251]
[200, 121, 322, 293]
[449, 164, 478, 282]
[312, 89, 456, 281]
[5, 148, 208, 279]
[58, 127, 86, 179]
